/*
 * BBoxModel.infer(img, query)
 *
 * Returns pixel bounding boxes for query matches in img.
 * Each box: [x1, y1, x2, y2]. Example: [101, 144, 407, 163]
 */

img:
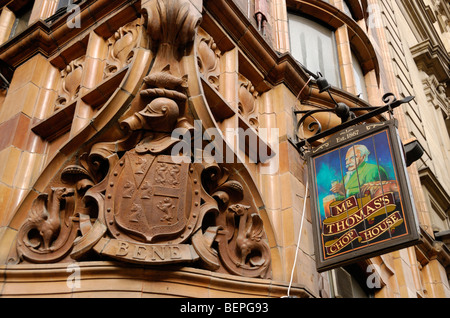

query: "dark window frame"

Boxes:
[9, 0, 35, 39]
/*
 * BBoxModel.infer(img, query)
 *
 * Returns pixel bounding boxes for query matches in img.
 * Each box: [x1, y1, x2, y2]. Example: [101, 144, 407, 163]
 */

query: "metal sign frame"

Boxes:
[306, 120, 421, 272]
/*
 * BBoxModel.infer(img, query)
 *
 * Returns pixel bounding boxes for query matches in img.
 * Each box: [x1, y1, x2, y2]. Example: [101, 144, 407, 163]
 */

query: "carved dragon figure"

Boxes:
[25, 187, 74, 252]
[228, 204, 268, 268]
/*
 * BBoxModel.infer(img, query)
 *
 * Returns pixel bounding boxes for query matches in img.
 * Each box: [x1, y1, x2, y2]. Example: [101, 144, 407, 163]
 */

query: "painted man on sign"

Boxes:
[313, 130, 408, 260]
[331, 144, 389, 199]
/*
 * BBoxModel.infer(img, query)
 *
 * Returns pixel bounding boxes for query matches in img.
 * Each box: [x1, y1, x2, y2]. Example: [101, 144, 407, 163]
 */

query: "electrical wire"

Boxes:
[285, 178, 309, 298]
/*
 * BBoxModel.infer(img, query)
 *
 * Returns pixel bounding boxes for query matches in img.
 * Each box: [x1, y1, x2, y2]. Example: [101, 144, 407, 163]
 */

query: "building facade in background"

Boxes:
[0, 0, 448, 298]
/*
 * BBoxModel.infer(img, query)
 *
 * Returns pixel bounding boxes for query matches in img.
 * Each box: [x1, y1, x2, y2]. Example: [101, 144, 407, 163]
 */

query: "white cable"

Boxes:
[286, 178, 309, 297]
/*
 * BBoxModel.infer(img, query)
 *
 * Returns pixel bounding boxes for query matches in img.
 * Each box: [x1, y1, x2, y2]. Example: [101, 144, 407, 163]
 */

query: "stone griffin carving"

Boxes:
[20, 187, 74, 252]
[196, 164, 271, 278]
[13, 0, 272, 279]
[17, 187, 77, 263]
[229, 204, 266, 267]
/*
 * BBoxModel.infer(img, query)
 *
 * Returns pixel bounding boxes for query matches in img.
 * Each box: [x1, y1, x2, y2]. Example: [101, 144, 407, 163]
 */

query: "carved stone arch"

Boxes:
[6, 0, 280, 281]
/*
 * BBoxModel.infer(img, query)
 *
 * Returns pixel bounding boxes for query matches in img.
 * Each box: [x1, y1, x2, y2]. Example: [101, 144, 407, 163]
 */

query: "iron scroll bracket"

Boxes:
[292, 93, 415, 156]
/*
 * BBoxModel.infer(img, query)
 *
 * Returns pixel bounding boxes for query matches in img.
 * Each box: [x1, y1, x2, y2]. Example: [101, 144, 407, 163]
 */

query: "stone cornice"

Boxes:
[400, 0, 450, 83]
[0, 0, 141, 69]
[419, 167, 450, 216]
[411, 39, 450, 84]
[416, 227, 450, 274]
[0, 261, 315, 297]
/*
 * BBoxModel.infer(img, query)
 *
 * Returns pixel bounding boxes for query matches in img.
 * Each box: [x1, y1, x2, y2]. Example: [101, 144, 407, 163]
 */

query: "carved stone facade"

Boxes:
[3, 0, 275, 282]
[0, 0, 448, 299]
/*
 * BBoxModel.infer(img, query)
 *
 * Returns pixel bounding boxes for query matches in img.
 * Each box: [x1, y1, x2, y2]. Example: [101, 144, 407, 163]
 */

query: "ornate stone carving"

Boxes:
[13, 0, 272, 279]
[54, 56, 85, 111]
[103, 152, 200, 244]
[104, 19, 142, 78]
[199, 164, 271, 278]
[238, 74, 259, 129]
[16, 186, 78, 263]
[422, 73, 450, 117]
[255, 0, 269, 36]
[197, 27, 221, 90]
[143, 0, 202, 78]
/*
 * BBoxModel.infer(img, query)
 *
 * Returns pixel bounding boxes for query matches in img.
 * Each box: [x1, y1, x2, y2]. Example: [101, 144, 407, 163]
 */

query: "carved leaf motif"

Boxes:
[145, 0, 201, 47]
[238, 75, 259, 129]
[104, 20, 141, 78]
[55, 56, 85, 111]
[197, 28, 221, 90]
[143, 0, 202, 78]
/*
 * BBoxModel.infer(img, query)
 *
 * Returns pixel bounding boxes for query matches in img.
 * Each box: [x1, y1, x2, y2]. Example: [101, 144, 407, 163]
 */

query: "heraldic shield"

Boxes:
[104, 150, 200, 244]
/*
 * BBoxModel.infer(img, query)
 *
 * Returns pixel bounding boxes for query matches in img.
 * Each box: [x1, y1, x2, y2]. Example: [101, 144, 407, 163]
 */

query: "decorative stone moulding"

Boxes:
[104, 19, 142, 79]
[54, 56, 86, 112]
[238, 74, 259, 130]
[10, 0, 274, 280]
[196, 27, 221, 91]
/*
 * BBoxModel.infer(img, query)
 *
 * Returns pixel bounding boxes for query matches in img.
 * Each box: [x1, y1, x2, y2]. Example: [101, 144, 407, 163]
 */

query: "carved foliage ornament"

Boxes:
[14, 0, 272, 279]
[55, 56, 85, 111]
[197, 27, 221, 90]
[238, 74, 259, 130]
[104, 19, 142, 79]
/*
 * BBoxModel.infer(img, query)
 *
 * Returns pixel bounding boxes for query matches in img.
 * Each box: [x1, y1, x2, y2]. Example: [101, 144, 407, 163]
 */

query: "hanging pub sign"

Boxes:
[307, 120, 421, 272]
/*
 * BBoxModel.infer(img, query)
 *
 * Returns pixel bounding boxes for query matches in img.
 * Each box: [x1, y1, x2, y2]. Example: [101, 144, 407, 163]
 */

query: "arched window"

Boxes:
[352, 51, 368, 100]
[288, 13, 341, 88]
[288, 5, 376, 102]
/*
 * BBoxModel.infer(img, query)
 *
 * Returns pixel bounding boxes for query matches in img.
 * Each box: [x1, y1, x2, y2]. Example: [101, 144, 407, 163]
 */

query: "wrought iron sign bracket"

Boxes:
[292, 92, 415, 156]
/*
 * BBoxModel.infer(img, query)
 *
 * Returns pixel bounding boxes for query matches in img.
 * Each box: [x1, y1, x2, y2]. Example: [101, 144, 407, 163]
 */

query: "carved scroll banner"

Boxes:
[307, 121, 421, 272]
[94, 238, 199, 265]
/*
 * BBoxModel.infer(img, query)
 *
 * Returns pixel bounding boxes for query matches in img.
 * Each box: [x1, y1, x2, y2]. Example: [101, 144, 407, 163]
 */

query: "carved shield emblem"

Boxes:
[105, 150, 200, 244]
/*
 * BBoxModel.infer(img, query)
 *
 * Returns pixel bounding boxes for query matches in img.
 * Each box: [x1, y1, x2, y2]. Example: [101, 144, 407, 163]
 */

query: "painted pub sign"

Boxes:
[307, 120, 420, 272]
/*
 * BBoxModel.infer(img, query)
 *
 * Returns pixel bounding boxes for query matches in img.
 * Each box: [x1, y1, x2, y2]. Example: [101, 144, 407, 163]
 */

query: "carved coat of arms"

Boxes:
[104, 152, 200, 244]
[12, 0, 272, 279]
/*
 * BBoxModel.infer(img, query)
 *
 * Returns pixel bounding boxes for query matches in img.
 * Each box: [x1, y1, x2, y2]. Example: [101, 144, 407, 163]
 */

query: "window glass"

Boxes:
[288, 13, 341, 88]
[352, 52, 368, 100]
[56, 0, 72, 11]
[9, 1, 34, 39]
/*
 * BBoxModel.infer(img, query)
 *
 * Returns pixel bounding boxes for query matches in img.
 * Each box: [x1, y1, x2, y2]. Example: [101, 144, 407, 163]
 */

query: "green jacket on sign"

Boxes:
[343, 161, 389, 198]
